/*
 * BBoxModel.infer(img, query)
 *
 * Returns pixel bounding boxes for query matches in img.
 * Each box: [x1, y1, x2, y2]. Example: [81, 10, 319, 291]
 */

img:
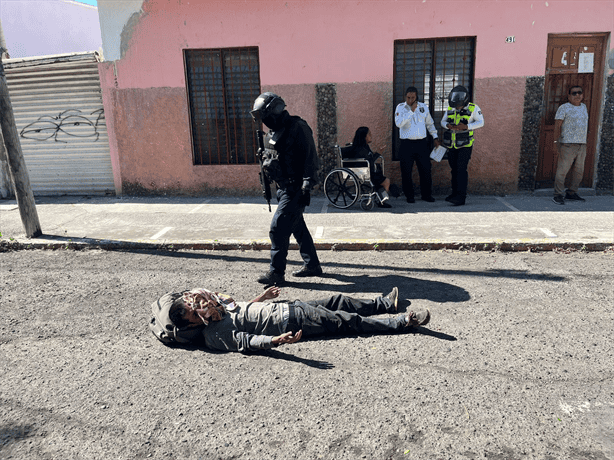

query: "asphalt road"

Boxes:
[1, 248, 613, 460]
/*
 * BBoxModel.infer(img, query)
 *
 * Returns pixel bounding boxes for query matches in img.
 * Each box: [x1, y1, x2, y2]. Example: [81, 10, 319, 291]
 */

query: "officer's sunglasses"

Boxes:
[570, 90, 583, 96]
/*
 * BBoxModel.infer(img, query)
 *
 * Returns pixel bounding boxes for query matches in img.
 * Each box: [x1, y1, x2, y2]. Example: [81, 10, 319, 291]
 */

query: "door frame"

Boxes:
[536, 32, 609, 189]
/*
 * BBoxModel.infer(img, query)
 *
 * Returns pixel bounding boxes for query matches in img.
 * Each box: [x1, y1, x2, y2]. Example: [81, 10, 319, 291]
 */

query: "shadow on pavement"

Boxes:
[125, 249, 566, 284]
[161, 342, 336, 369]
[294, 274, 470, 303]
[160, 328, 456, 368]
[260, 349, 335, 369]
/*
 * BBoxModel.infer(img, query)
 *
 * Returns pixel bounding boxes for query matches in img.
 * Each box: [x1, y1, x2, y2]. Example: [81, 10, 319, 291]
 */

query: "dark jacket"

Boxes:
[268, 113, 320, 190]
[202, 302, 289, 352]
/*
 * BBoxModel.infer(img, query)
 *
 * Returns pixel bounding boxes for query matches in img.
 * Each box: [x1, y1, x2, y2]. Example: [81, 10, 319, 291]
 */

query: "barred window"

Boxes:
[184, 47, 261, 165]
[393, 37, 476, 158]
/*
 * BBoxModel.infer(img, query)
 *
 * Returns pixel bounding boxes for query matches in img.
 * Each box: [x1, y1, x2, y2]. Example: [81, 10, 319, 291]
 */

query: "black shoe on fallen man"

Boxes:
[406, 309, 431, 327]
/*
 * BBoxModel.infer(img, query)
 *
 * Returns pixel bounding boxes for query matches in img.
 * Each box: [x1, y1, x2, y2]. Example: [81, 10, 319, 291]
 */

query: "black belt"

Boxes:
[287, 304, 301, 333]
[276, 180, 299, 192]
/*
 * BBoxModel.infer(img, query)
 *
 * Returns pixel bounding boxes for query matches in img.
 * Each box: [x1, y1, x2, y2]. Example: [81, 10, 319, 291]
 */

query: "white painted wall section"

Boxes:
[97, 0, 145, 61]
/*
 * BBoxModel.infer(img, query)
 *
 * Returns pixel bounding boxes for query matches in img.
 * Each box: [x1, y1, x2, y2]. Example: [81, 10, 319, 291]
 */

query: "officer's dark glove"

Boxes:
[298, 180, 311, 207]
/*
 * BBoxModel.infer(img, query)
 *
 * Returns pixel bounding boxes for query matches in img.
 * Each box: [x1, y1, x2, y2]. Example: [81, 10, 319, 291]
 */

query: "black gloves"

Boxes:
[298, 180, 311, 207]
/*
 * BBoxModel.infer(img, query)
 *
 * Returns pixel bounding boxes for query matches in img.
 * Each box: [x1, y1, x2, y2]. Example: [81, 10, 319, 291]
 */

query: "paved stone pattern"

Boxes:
[518, 76, 545, 191]
[597, 73, 614, 193]
[316, 82, 338, 179]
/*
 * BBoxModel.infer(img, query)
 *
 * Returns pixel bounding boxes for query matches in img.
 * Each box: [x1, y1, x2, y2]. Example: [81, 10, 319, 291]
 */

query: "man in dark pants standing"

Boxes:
[250, 92, 322, 286]
[395, 86, 440, 203]
[441, 86, 485, 206]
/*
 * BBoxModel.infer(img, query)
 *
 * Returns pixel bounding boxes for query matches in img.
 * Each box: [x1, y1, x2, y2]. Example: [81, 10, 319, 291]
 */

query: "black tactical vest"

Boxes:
[261, 129, 286, 184]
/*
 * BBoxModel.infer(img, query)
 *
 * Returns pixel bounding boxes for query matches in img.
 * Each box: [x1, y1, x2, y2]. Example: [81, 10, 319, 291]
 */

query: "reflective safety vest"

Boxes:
[442, 103, 476, 149]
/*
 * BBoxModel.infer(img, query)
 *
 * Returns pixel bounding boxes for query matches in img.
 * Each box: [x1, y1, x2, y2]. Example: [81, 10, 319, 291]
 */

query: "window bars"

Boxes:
[393, 37, 476, 159]
[184, 47, 261, 165]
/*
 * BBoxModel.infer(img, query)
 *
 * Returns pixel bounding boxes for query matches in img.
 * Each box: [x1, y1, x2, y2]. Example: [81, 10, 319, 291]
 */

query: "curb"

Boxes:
[1, 240, 613, 253]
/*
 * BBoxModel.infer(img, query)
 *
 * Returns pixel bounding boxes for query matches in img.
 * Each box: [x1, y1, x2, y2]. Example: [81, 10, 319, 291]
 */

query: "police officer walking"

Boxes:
[250, 92, 322, 286]
[441, 86, 484, 206]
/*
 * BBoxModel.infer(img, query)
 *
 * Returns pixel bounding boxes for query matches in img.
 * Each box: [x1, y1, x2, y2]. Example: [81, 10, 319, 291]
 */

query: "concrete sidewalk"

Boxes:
[1, 192, 613, 251]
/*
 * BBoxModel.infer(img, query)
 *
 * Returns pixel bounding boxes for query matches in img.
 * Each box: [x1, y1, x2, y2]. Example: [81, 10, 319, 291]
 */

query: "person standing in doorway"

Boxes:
[552, 85, 589, 205]
[440, 86, 485, 206]
[250, 92, 322, 286]
[395, 86, 440, 203]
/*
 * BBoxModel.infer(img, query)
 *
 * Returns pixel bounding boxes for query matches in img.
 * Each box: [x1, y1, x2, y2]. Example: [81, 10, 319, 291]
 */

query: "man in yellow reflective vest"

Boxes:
[440, 86, 485, 206]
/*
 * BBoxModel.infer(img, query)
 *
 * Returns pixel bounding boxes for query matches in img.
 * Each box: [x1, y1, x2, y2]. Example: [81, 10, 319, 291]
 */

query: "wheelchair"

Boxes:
[323, 144, 389, 211]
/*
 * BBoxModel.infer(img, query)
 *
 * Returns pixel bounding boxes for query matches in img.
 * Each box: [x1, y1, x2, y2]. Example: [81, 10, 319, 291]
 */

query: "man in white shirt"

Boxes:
[395, 86, 440, 203]
[552, 86, 589, 205]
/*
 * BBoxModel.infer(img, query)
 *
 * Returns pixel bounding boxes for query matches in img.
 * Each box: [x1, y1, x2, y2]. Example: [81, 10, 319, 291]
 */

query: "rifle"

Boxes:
[255, 129, 272, 212]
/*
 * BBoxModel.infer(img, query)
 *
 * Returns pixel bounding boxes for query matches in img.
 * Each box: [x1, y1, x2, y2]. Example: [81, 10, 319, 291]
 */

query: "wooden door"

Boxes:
[536, 33, 607, 188]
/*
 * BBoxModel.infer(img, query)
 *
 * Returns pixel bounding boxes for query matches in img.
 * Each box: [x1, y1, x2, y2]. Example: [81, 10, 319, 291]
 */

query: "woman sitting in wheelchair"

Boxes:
[345, 126, 393, 208]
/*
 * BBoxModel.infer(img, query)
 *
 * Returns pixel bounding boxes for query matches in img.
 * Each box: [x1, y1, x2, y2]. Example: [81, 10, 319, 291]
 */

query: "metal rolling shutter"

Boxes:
[4, 52, 115, 195]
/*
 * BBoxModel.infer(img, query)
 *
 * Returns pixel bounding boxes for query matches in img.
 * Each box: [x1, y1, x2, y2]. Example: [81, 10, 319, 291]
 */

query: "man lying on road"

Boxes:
[150, 286, 431, 353]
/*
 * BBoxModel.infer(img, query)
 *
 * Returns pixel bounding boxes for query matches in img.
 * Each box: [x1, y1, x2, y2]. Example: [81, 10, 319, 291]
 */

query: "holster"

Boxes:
[455, 131, 471, 148]
[442, 130, 453, 148]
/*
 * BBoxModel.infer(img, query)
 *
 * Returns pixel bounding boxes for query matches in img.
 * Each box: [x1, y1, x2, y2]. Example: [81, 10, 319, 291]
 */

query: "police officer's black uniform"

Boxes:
[250, 93, 322, 285]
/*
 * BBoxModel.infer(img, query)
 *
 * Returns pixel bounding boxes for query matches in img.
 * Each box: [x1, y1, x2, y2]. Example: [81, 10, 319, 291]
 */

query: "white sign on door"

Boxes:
[578, 52, 594, 73]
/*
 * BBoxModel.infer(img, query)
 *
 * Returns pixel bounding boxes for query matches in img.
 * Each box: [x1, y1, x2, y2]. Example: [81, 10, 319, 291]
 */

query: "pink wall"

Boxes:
[335, 77, 527, 194]
[98, 0, 613, 195]
[112, 0, 613, 89]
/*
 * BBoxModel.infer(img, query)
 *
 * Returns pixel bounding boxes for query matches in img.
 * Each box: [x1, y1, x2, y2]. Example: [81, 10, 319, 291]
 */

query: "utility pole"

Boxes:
[0, 129, 11, 198]
[0, 20, 11, 198]
[0, 38, 42, 237]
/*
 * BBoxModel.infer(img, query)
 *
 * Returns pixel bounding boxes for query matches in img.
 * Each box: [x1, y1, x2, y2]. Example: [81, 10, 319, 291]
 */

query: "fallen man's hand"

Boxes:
[251, 286, 281, 302]
[262, 286, 281, 300]
[272, 330, 302, 346]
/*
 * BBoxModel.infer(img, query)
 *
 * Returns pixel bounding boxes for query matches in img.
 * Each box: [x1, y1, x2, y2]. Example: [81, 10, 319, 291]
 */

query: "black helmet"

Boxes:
[250, 92, 286, 123]
[448, 86, 469, 108]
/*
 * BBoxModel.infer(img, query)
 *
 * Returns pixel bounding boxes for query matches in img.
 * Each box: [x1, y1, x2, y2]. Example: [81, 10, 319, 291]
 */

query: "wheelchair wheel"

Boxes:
[360, 197, 375, 211]
[324, 168, 360, 209]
